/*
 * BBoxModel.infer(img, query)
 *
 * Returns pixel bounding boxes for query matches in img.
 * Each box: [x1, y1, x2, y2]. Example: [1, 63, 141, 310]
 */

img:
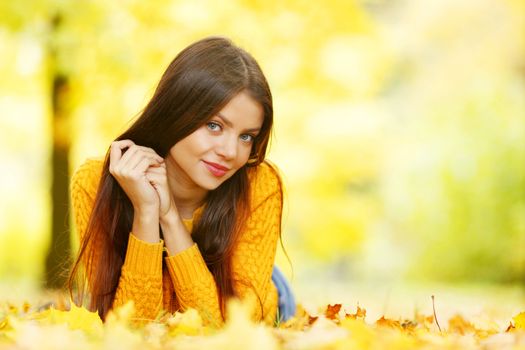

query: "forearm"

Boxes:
[160, 209, 194, 255]
[132, 206, 160, 243]
[160, 209, 222, 326]
[113, 234, 164, 321]
[164, 243, 223, 327]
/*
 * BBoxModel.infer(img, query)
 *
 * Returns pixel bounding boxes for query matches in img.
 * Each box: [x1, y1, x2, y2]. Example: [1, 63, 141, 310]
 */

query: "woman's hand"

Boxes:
[109, 140, 164, 213]
[144, 161, 180, 224]
[146, 160, 194, 255]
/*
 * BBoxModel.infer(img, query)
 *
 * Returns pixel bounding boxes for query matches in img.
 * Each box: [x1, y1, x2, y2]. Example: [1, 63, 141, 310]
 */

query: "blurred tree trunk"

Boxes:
[45, 12, 72, 289]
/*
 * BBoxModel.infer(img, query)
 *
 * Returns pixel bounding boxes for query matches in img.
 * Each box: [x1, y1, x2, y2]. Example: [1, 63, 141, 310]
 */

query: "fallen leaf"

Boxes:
[448, 314, 476, 335]
[513, 312, 525, 330]
[325, 304, 341, 321]
[345, 305, 366, 321]
[31, 302, 103, 337]
[375, 316, 403, 330]
[167, 308, 205, 336]
[308, 315, 319, 325]
[505, 322, 515, 332]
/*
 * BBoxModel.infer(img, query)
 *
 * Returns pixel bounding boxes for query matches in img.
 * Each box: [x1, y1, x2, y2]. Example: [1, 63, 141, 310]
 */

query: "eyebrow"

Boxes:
[215, 112, 261, 133]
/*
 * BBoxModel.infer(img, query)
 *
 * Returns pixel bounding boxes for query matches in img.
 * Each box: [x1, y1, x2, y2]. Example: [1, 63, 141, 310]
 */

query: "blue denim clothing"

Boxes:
[271, 266, 296, 323]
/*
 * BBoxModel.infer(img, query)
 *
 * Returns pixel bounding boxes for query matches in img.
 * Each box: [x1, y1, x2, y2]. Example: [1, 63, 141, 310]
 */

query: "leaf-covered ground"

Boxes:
[1, 292, 525, 350]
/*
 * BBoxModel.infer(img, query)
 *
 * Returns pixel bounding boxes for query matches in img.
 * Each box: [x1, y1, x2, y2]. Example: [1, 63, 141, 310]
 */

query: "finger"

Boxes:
[145, 172, 167, 188]
[125, 152, 163, 172]
[135, 146, 164, 162]
[116, 144, 141, 170]
[109, 140, 135, 173]
[117, 146, 159, 171]
[145, 172, 166, 186]
[113, 139, 135, 148]
[145, 165, 166, 174]
[118, 145, 164, 171]
[133, 157, 161, 175]
[122, 144, 163, 162]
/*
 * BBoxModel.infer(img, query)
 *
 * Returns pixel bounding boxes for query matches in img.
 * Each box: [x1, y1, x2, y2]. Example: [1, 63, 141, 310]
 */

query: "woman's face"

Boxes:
[167, 91, 264, 191]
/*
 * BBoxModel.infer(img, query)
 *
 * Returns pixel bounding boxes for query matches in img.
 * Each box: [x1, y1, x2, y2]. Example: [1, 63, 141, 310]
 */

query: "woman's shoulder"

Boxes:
[247, 160, 283, 203]
[70, 157, 105, 200]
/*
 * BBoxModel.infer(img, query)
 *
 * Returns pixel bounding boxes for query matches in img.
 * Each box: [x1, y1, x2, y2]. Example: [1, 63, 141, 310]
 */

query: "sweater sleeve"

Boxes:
[230, 177, 282, 325]
[70, 159, 164, 321]
[164, 164, 282, 327]
[112, 233, 164, 321]
[164, 243, 223, 327]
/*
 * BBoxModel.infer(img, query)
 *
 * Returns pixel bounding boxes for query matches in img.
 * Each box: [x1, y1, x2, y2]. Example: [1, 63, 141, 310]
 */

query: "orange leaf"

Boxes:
[345, 305, 366, 321]
[375, 316, 402, 330]
[325, 304, 342, 321]
[401, 320, 417, 332]
[416, 313, 434, 326]
[308, 315, 319, 325]
[448, 314, 475, 335]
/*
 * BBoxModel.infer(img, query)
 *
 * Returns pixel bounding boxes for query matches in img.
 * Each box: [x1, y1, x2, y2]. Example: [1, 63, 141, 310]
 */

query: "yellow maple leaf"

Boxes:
[31, 302, 103, 337]
[276, 304, 312, 330]
[103, 302, 143, 349]
[513, 312, 525, 330]
[0, 316, 8, 330]
[167, 299, 277, 350]
[167, 308, 205, 336]
[105, 300, 135, 325]
[447, 314, 476, 335]
[340, 317, 376, 348]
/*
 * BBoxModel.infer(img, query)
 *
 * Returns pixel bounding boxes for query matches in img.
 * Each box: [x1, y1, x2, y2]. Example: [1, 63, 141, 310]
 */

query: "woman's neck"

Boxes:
[165, 158, 207, 220]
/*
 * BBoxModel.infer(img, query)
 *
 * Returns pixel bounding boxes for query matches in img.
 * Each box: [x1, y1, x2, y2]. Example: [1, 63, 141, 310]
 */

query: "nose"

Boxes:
[216, 134, 237, 160]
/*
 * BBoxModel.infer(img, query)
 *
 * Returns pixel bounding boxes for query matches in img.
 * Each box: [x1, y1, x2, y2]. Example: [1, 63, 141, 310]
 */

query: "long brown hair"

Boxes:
[69, 36, 278, 320]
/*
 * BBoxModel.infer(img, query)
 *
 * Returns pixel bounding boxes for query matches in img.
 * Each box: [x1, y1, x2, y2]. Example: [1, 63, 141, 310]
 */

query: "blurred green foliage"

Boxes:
[0, 0, 524, 286]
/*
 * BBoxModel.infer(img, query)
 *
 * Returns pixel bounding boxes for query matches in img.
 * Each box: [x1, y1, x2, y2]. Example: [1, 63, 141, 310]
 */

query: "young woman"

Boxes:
[69, 36, 295, 327]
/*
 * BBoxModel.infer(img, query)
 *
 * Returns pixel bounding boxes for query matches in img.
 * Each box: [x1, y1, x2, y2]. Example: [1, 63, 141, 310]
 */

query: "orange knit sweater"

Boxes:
[70, 158, 283, 327]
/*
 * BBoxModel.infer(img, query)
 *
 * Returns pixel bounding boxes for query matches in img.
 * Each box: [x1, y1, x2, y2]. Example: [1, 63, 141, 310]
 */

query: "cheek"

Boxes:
[169, 144, 195, 168]
[237, 146, 252, 165]
[175, 133, 207, 156]
[190, 130, 215, 152]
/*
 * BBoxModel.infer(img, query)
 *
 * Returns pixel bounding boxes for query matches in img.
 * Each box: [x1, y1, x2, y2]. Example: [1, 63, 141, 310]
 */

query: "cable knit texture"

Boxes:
[70, 157, 282, 327]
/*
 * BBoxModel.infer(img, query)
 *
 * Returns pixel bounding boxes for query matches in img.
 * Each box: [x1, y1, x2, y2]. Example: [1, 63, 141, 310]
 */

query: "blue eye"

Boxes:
[240, 134, 255, 143]
[206, 122, 221, 132]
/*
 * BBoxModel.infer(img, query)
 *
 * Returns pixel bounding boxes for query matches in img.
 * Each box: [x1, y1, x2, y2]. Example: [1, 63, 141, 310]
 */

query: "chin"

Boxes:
[201, 182, 221, 191]
[199, 172, 236, 191]
[196, 177, 225, 191]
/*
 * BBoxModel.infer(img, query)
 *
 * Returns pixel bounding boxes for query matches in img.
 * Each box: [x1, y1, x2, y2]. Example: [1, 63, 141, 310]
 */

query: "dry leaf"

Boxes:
[375, 316, 403, 330]
[448, 314, 476, 335]
[31, 302, 103, 337]
[324, 304, 341, 321]
[345, 305, 367, 321]
[513, 312, 525, 330]
[1, 298, 525, 349]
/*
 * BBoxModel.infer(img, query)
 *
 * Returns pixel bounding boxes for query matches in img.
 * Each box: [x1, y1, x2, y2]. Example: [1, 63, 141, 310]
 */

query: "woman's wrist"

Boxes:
[159, 206, 180, 227]
[132, 206, 161, 243]
[160, 212, 194, 255]
[134, 204, 159, 218]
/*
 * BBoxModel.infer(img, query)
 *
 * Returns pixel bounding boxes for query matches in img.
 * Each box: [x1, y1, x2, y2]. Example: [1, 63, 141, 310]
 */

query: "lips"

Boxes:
[203, 161, 230, 177]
